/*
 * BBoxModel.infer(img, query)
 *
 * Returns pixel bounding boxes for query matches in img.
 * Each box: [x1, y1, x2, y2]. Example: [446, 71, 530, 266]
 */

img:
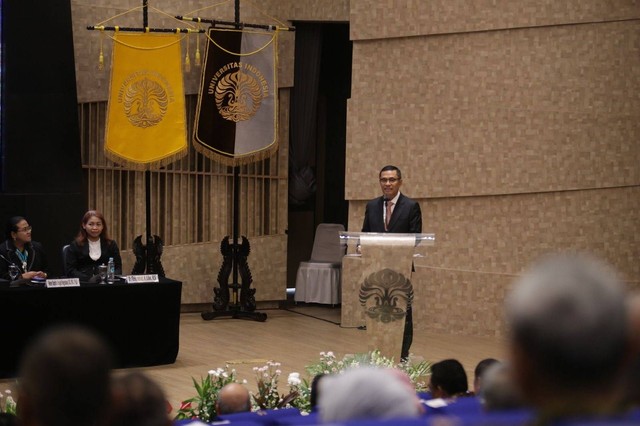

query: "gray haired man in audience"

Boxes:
[318, 367, 422, 422]
[506, 252, 630, 420]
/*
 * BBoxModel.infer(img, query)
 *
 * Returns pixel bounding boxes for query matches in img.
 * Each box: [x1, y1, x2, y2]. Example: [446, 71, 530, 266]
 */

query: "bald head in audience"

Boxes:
[216, 383, 251, 415]
[18, 325, 113, 426]
[506, 252, 629, 417]
[318, 367, 422, 422]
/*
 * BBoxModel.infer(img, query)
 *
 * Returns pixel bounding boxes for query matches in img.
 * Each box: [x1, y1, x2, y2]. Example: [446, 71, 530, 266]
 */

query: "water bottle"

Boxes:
[107, 257, 115, 283]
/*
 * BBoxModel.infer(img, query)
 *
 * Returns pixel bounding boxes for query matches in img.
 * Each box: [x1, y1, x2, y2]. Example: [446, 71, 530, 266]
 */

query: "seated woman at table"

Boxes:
[0, 216, 48, 281]
[65, 210, 122, 282]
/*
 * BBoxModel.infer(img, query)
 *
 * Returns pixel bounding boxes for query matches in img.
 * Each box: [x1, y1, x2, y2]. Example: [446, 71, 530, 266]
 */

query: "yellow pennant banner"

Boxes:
[105, 33, 187, 169]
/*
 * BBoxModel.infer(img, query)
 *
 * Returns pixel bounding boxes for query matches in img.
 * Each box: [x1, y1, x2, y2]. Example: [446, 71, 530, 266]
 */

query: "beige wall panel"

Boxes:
[350, 0, 640, 40]
[349, 186, 640, 336]
[346, 21, 640, 200]
[412, 268, 513, 337]
[120, 234, 286, 304]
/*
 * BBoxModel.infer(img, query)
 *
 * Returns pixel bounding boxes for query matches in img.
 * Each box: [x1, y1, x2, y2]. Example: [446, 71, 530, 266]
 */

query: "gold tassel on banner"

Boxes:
[184, 30, 191, 73]
[195, 29, 201, 67]
[98, 28, 105, 71]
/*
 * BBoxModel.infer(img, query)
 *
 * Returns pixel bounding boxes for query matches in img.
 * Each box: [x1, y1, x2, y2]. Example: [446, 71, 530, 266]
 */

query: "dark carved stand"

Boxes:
[201, 235, 266, 321]
[201, 166, 267, 322]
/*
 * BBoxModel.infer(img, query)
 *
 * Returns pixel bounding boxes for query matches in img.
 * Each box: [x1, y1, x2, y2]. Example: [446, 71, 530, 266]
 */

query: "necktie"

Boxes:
[385, 201, 394, 231]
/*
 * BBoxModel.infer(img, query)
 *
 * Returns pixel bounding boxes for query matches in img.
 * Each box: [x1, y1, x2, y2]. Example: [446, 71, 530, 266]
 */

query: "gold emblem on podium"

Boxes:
[359, 268, 413, 323]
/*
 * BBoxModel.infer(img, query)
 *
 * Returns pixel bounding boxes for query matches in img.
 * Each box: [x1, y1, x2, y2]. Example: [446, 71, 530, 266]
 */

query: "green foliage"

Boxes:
[0, 389, 16, 415]
[175, 351, 431, 421]
[251, 361, 299, 410]
[174, 366, 239, 422]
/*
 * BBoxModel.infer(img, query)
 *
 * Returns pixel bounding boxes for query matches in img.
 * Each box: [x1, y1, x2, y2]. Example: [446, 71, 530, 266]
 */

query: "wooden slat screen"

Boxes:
[78, 95, 285, 251]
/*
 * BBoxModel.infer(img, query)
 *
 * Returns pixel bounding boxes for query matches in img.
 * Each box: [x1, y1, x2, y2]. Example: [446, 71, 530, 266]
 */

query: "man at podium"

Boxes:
[362, 165, 422, 360]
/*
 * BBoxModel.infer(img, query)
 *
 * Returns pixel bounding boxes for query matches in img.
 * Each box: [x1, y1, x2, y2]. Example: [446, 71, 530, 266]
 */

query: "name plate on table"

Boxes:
[46, 278, 80, 288]
[125, 274, 159, 283]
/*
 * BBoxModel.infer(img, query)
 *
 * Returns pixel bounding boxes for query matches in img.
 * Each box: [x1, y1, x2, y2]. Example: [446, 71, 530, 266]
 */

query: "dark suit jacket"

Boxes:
[0, 239, 48, 280]
[65, 238, 122, 281]
[361, 193, 422, 233]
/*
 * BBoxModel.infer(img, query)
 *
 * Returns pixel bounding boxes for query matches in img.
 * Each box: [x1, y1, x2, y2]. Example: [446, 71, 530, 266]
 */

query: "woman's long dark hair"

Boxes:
[75, 210, 112, 246]
[5, 216, 26, 240]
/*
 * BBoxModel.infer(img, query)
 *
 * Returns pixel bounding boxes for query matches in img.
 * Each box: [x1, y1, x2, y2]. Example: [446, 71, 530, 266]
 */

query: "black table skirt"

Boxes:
[0, 278, 182, 378]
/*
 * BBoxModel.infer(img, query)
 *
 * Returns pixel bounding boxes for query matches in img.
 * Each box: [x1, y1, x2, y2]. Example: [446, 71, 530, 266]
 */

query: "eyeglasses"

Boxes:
[17, 226, 32, 233]
[379, 178, 400, 184]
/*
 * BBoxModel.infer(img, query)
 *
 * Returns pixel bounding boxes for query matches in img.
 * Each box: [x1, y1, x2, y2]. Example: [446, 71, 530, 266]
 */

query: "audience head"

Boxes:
[480, 362, 525, 411]
[76, 210, 111, 244]
[622, 293, 640, 406]
[5, 216, 31, 245]
[0, 413, 17, 426]
[318, 367, 422, 422]
[18, 325, 113, 426]
[428, 359, 469, 399]
[506, 252, 628, 410]
[216, 383, 251, 416]
[110, 371, 171, 426]
[473, 358, 500, 395]
[309, 373, 326, 409]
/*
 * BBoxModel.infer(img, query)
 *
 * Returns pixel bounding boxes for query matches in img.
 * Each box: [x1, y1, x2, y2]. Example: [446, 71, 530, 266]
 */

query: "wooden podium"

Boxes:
[340, 232, 435, 360]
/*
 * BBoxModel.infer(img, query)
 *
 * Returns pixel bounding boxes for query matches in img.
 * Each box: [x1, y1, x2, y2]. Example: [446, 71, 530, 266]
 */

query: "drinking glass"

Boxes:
[98, 264, 108, 284]
[8, 264, 20, 281]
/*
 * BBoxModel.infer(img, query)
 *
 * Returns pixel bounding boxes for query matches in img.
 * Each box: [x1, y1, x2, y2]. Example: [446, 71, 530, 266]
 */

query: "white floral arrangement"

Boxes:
[0, 389, 16, 415]
[174, 350, 430, 420]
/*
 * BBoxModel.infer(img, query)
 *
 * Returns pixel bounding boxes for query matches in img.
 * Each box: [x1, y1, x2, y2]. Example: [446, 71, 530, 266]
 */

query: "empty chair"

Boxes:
[295, 223, 345, 305]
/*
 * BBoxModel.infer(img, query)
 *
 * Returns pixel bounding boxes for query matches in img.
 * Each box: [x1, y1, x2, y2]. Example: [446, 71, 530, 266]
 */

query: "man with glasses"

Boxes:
[362, 165, 422, 234]
[0, 216, 48, 281]
[361, 165, 422, 360]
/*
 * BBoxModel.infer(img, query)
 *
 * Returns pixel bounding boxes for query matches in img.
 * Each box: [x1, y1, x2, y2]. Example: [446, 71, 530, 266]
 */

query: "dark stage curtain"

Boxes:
[289, 24, 323, 206]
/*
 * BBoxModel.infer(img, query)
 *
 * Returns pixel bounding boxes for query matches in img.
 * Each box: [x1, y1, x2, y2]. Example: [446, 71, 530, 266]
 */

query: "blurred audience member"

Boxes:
[309, 373, 326, 411]
[216, 383, 251, 415]
[473, 358, 500, 395]
[110, 371, 171, 426]
[428, 359, 470, 399]
[318, 367, 422, 422]
[0, 413, 17, 426]
[506, 252, 629, 420]
[480, 362, 525, 411]
[17, 325, 113, 426]
[622, 293, 640, 407]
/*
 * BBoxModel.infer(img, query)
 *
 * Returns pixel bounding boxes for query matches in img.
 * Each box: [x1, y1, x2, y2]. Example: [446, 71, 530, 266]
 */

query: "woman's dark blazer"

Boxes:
[65, 238, 122, 281]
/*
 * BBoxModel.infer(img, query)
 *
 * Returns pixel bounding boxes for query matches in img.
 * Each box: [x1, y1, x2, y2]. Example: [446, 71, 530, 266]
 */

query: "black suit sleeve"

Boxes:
[65, 242, 92, 281]
[408, 201, 422, 234]
[362, 203, 371, 232]
[31, 242, 48, 273]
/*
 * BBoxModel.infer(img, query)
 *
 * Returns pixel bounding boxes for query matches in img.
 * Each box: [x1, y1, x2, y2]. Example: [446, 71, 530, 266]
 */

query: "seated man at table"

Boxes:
[17, 325, 113, 426]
